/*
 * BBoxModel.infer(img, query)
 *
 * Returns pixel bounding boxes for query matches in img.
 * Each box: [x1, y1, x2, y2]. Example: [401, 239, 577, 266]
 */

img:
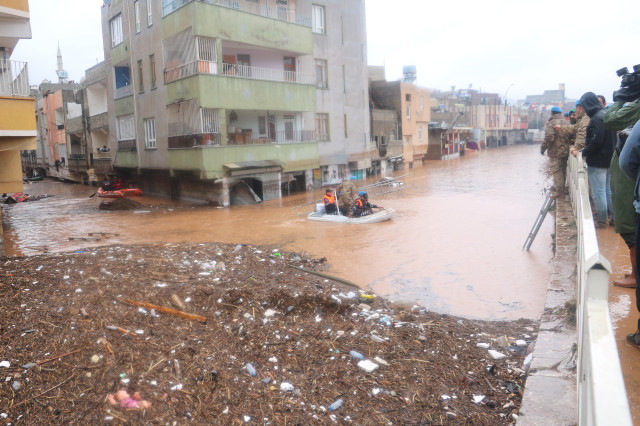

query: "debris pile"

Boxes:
[98, 198, 142, 211]
[0, 243, 536, 424]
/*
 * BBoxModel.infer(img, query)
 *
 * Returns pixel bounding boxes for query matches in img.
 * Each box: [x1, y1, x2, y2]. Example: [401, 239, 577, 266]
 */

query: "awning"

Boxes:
[223, 160, 282, 177]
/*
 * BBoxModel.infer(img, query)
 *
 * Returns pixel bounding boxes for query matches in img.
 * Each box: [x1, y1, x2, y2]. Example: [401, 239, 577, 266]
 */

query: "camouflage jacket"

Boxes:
[541, 114, 572, 158]
[565, 113, 590, 151]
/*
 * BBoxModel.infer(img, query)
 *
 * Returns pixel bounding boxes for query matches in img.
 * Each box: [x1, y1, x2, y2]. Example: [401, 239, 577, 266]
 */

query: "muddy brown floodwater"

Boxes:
[2, 144, 554, 320]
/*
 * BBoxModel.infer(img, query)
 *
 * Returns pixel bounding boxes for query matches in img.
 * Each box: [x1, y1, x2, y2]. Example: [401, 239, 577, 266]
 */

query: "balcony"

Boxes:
[92, 151, 113, 174]
[169, 132, 222, 148]
[89, 112, 108, 130]
[68, 154, 89, 172]
[162, 0, 311, 27]
[0, 59, 30, 97]
[164, 61, 312, 85]
[66, 116, 84, 134]
[114, 84, 133, 99]
[227, 130, 314, 145]
[117, 139, 137, 151]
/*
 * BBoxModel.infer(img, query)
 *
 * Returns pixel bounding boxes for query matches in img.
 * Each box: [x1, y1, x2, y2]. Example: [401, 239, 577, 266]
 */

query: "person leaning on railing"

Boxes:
[604, 98, 640, 288]
[618, 115, 640, 348]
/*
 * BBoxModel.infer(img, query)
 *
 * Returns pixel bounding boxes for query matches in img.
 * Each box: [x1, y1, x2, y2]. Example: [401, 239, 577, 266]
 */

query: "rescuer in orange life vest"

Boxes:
[353, 191, 381, 217]
[323, 189, 338, 214]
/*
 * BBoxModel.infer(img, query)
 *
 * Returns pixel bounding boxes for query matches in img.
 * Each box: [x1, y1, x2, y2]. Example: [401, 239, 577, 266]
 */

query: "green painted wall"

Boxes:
[163, 2, 313, 54]
[165, 75, 316, 112]
[110, 40, 130, 65]
[114, 97, 135, 116]
[116, 151, 138, 168]
[169, 143, 319, 178]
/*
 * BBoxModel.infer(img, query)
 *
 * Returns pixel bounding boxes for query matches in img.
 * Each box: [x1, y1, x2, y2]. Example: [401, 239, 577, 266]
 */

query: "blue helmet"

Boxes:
[575, 100, 581, 107]
[551, 106, 562, 114]
[359, 191, 366, 197]
[350, 176, 356, 180]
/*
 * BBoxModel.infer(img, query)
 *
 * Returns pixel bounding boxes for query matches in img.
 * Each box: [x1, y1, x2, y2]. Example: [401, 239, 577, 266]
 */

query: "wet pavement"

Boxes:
[596, 226, 640, 423]
[2, 144, 554, 321]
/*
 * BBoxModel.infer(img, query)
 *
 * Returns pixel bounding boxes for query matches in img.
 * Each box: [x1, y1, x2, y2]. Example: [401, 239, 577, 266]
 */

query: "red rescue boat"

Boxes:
[96, 187, 143, 198]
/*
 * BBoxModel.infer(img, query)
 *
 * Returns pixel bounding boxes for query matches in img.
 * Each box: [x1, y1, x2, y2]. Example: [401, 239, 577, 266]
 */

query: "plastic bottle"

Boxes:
[245, 363, 257, 376]
[328, 398, 343, 411]
[349, 350, 364, 359]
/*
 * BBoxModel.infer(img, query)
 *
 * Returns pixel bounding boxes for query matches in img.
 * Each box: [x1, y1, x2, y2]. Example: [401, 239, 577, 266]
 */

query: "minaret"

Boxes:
[56, 43, 68, 83]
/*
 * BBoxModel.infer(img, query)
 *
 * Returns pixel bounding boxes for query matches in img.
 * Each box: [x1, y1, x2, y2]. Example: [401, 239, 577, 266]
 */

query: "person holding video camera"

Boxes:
[604, 95, 640, 288]
[580, 92, 617, 228]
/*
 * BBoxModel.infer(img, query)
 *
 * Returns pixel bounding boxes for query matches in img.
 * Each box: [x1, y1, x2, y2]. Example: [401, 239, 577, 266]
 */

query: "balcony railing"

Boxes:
[68, 153, 87, 161]
[227, 130, 315, 145]
[222, 63, 313, 85]
[114, 85, 133, 99]
[162, 0, 311, 27]
[0, 59, 30, 97]
[117, 139, 137, 151]
[164, 60, 217, 84]
[168, 132, 222, 148]
[164, 60, 312, 85]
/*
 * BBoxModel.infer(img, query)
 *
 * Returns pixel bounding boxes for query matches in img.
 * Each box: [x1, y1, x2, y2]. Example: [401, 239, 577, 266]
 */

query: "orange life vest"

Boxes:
[355, 197, 365, 208]
[323, 193, 336, 206]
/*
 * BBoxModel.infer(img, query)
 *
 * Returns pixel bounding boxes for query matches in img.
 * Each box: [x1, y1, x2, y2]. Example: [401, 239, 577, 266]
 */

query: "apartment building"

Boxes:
[100, 0, 369, 205]
[0, 0, 35, 194]
[369, 79, 430, 169]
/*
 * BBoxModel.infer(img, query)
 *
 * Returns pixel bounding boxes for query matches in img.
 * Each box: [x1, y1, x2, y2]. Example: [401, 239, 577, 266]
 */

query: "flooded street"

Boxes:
[2, 144, 553, 320]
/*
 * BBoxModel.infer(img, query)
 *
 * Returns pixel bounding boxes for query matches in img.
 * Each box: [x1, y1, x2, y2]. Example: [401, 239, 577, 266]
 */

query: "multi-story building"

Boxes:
[369, 77, 430, 170]
[100, 0, 369, 205]
[0, 0, 35, 194]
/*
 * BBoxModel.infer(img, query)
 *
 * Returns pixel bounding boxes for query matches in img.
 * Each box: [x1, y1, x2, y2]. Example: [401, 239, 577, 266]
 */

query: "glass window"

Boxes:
[312, 5, 325, 34]
[116, 114, 135, 141]
[134, 1, 140, 33]
[315, 113, 329, 141]
[149, 54, 156, 89]
[137, 60, 144, 93]
[315, 59, 327, 89]
[406, 103, 411, 120]
[110, 14, 123, 47]
[420, 96, 424, 111]
[146, 0, 152, 26]
[418, 126, 423, 141]
[144, 118, 156, 149]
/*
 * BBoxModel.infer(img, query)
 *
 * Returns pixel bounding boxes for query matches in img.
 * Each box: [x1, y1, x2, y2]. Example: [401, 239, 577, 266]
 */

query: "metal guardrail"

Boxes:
[567, 153, 632, 425]
[0, 59, 30, 97]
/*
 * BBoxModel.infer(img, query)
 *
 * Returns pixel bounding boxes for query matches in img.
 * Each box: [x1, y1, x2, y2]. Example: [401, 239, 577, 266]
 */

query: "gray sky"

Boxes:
[13, 0, 640, 103]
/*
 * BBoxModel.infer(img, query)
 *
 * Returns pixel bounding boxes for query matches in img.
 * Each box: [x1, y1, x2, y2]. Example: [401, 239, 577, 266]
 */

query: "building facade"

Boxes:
[0, 0, 35, 194]
[100, 0, 369, 205]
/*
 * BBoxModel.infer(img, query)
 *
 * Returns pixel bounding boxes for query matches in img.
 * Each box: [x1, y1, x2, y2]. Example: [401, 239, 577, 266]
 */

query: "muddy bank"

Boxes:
[1, 242, 536, 424]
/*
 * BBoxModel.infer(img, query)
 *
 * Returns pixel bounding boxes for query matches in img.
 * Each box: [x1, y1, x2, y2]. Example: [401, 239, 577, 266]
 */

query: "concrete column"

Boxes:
[216, 39, 223, 75]
[222, 176, 230, 207]
[380, 160, 387, 175]
[305, 169, 313, 192]
[219, 108, 228, 146]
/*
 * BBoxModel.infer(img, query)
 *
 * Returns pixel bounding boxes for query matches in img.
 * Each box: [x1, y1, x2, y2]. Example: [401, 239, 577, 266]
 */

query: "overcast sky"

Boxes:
[13, 0, 640, 103]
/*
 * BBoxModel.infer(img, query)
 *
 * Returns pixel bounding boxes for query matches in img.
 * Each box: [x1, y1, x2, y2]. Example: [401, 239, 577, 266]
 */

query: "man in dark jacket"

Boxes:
[580, 92, 617, 227]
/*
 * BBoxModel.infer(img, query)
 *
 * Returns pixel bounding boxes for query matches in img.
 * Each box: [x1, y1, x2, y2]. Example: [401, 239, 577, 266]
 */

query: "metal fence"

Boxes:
[222, 63, 313, 85]
[0, 59, 30, 97]
[567, 154, 632, 425]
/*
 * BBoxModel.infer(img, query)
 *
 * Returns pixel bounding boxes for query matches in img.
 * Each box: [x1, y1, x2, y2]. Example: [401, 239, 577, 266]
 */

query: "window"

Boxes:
[418, 126, 423, 141]
[315, 59, 327, 88]
[144, 118, 156, 149]
[420, 96, 424, 111]
[312, 5, 325, 34]
[344, 114, 348, 138]
[116, 114, 135, 141]
[406, 103, 411, 120]
[110, 14, 123, 47]
[405, 94, 411, 102]
[146, 0, 152, 26]
[137, 60, 144, 93]
[259, 116, 266, 135]
[315, 113, 329, 141]
[149, 54, 156, 89]
[134, 1, 140, 33]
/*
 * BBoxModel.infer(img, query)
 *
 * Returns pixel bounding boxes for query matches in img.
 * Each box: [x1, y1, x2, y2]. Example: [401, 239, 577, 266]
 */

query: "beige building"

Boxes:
[369, 79, 430, 168]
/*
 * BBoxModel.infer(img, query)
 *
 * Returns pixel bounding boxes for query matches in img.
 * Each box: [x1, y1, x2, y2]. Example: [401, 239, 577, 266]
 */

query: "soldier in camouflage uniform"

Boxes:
[336, 176, 358, 216]
[541, 106, 572, 198]
[568, 101, 590, 156]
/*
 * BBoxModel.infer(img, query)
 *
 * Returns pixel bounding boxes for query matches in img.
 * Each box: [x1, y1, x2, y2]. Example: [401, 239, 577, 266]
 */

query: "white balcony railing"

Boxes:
[114, 84, 133, 99]
[222, 63, 313, 85]
[164, 60, 313, 85]
[0, 59, 30, 97]
[568, 154, 632, 425]
[162, 0, 311, 27]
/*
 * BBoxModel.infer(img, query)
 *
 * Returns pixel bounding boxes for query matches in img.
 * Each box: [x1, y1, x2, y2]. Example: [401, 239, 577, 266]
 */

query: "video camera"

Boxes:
[613, 65, 640, 103]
